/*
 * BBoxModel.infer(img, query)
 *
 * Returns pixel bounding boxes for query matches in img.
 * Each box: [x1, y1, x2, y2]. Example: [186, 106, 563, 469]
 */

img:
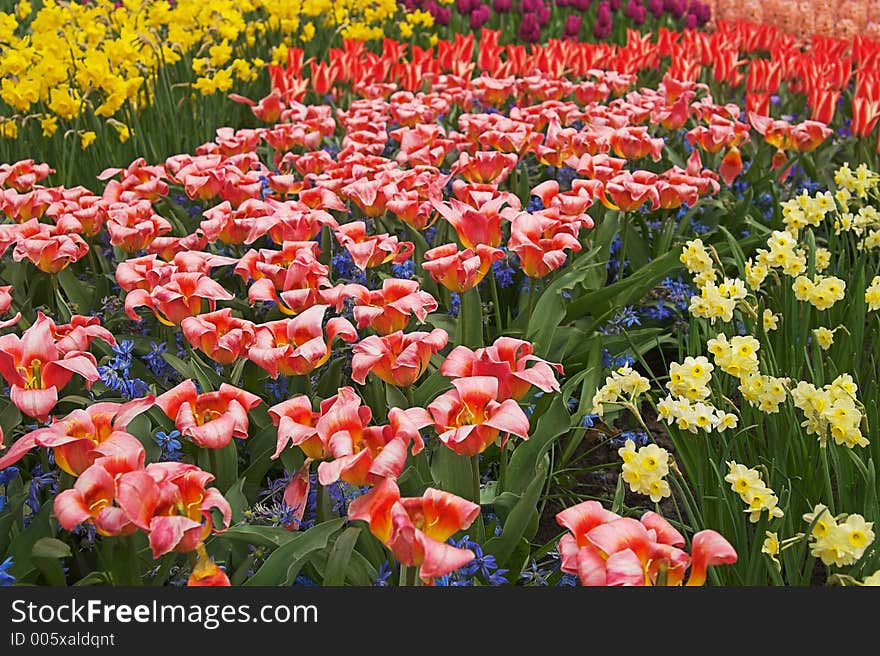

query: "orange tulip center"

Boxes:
[88, 497, 110, 515]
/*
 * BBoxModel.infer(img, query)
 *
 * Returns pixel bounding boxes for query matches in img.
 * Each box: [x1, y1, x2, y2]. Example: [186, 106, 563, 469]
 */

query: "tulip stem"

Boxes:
[399, 565, 420, 587]
[405, 385, 415, 409]
[489, 272, 504, 334]
[499, 441, 509, 490]
[469, 454, 485, 543]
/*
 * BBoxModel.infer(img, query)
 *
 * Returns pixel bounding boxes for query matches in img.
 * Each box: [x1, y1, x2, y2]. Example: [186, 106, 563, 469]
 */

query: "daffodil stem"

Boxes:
[820, 447, 835, 516]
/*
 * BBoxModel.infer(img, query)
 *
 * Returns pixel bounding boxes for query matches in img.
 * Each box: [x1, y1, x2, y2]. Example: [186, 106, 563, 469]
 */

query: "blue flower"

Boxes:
[641, 300, 673, 321]
[391, 259, 415, 279]
[26, 464, 58, 518]
[264, 376, 289, 402]
[598, 306, 641, 335]
[519, 559, 552, 586]
[0, 465, 18, 486]
[612, 429, 649, 447]
[155, 430, 183, 461]
[0, 557, 15, 586]
[448, 292, 461, 316]
[557, 572, 578, 586]
[527, 196, 545, 212]
[580, 413, 599, 428]
[374, 561, 393, 587]
[331, 250, 367, 285]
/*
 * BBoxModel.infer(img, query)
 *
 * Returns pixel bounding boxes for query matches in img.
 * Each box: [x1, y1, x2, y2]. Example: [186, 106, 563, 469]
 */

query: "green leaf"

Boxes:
[323, 526, 361, 586]
[162, 352, 196, 381]
[9, 500, 55, 580]
[457, 286, 483, 348]
[31, 537, 72, 586]
[57, 268, 93, 315]
[32, 537, 72, 559]
[244, 518, 345, 586]
[215, 524, 303, 549]
[504, 395, 571, 495]
[413, 369, 451, 407]
[386, 384, 407, 411]
[224, 478, 249, 525]
[429, 446, 473, 499]
[484, 462, 547, 567]
[316, 357, 345, 398]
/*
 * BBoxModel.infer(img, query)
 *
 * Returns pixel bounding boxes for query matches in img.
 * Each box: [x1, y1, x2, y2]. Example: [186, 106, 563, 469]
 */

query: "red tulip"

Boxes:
[115, 462, 231, 558]
[1, 398, 153, 475]
[440, 336, 562, 401]
[609, 126, 664, 162]
[315, 388, 427, 487]
[54, 462, 138, 537]
[187, 544, 231, 586]
[423, 376, 530, 456]
[12, 224, 89, 273]
[431, 195, 512, 249]
[269, 395, 327, 461]
[555, 501, 737, 586]
[507, 211, 583, 278]
[719, 146, 744, 186]
[105, 198, 172, 252]
[348, 478, 480, 583]
[422, 243, 504, 292]
[352, 278, 438, 336]
[451, 150, 519, 185]
[181, 309, 256, 365]
[351, 328, 449, 387]
[248, 304, 358, 378]
[334, 221, 415, 270]
[0, 159, 54, 192]
[124, 271, 234, 326]
[0, 312, 101, 422]
[156, 380, 262, 449]
[0, 284, 20, 329]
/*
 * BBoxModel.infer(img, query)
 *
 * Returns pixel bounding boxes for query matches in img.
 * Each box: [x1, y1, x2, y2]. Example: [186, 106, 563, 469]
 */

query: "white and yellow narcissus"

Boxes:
[619, 440, 671, 503]
[724, 461, 784, 523]
[590, 364, 651, 417]
[666, 355, 713, 400]
[803, 504, 875, 567]
[865, 275, 880, 311]
[790, 374, 867, 449]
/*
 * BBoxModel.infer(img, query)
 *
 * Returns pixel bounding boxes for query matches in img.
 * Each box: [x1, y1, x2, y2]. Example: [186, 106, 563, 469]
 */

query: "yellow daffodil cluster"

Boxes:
[834, 162, 879, 205]
[687, 277, 747, 324]
[780, 189, 836, 236]
[656, 395, 738, 434]
[803, 504, 875, 567]
[679, 238, 718, 287]
[0, 0, 420, 140]
[724, 461, 785, 523]
[747, 229, 808, 286]
[791, 273, 846, 311]
[866, 275, 880, 310]
[790, 374, 867, 449]
[618, 439, 672, 502]
[655, 355, 738, 434]
[590, 364, 651, 417]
